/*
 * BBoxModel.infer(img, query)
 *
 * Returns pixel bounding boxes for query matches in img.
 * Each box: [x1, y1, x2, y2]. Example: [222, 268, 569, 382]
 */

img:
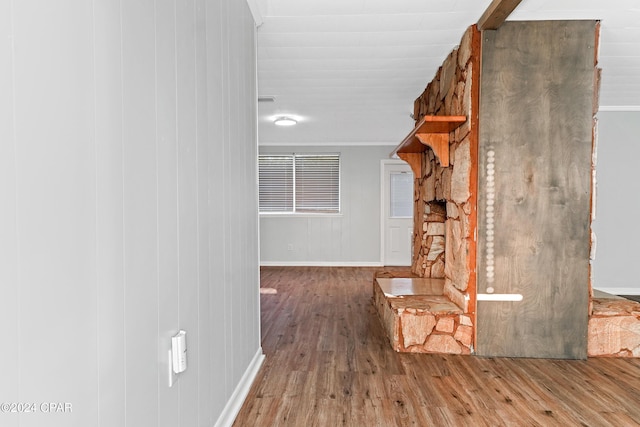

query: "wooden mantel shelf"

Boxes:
[392, 115, 466, 175]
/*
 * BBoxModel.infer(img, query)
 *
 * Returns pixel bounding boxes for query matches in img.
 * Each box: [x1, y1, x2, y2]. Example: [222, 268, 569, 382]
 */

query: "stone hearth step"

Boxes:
[376, 277, 461, 313]
[373, 276, 472, 354]
[589, 290, 640, 357]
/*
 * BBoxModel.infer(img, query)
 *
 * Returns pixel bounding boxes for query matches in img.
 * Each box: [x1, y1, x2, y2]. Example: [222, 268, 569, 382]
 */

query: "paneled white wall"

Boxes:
[259, 145, 395, 265]
[593, 111, 640, 294]
[0, 1, 261, 426]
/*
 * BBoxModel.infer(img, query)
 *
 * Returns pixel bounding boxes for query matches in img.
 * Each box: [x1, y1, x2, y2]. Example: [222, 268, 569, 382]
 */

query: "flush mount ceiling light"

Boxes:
[274, 116, 297, 126]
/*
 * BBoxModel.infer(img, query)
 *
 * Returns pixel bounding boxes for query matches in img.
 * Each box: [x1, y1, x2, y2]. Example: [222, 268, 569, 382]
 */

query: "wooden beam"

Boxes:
[477, 0, 523, 31]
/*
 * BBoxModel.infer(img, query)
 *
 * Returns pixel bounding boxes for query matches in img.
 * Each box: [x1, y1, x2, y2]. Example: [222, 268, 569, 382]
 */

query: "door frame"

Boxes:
[380, 159, 413, 266]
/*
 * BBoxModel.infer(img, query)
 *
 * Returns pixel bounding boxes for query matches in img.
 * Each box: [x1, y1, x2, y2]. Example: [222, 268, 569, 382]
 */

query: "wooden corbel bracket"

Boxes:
[415, 133, 450, 167]
[391, 115, 467, 176]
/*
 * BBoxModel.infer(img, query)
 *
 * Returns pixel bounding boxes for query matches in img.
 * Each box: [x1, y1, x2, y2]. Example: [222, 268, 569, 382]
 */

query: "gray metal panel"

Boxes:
[477, 21, 596, 359]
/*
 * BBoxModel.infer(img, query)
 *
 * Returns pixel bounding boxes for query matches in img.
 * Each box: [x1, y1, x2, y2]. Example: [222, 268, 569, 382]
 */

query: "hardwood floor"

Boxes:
[233, 267, 640, 426]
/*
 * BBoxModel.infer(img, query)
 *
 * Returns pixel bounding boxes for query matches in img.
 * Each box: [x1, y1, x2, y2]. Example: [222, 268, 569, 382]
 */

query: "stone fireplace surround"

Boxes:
[407, 25, 478, 316]
[373, 25, 479, 355]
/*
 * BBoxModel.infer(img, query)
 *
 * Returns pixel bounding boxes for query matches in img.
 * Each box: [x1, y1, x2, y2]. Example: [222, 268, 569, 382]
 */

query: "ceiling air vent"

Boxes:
[258, 96, 276, 103]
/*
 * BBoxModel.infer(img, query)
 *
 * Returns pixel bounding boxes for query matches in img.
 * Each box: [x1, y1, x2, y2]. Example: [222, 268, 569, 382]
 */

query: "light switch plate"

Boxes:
[171, 330, 187, 373]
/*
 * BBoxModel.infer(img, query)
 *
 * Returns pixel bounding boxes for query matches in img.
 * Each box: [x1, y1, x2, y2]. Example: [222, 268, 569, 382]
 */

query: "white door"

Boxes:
[382, 162, 413, 266]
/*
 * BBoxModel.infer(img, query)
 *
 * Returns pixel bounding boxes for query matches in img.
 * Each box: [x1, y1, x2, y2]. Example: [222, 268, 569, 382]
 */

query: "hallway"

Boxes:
[234, 267, 640, 426]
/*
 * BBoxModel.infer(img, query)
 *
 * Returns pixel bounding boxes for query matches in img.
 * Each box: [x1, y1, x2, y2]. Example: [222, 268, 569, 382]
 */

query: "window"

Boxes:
[390, 171, 413, 218]
[259, 154, 340, 214]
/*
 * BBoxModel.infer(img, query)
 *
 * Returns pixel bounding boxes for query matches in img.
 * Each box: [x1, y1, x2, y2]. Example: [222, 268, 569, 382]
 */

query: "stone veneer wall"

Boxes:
[589, 297, 640, 357]
[410, 25, 480, 317]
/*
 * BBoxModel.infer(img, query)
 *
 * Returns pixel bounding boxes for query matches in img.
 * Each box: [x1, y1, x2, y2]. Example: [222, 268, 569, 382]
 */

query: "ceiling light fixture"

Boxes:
[274, 116, 297, 126]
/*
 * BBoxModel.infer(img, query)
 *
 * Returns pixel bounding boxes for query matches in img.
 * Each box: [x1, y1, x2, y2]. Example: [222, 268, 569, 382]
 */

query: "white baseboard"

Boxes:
[214, 348, 265, 427]
[594, 287, 640, 296]
[260, 261, 384, 267]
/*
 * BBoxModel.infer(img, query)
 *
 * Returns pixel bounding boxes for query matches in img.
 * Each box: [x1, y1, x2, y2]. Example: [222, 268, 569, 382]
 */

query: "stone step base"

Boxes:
[589, 292, 640, 357]
[373, 276, 640, 358]
[373, 276, 473, 354]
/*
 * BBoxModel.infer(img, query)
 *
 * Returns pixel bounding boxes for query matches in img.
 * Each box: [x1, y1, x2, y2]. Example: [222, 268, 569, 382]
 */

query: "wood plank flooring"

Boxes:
[233, 267, 640, 426]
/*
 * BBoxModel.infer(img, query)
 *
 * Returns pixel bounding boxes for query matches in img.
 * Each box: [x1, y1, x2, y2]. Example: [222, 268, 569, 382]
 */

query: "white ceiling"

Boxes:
[254, 0, 640, 146]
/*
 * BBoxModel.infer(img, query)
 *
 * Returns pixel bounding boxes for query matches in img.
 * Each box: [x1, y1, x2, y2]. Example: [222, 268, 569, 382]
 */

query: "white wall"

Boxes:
[259, 145, 395, 265]
[593, 111, 640, 295]
[0, 1, 261, 426]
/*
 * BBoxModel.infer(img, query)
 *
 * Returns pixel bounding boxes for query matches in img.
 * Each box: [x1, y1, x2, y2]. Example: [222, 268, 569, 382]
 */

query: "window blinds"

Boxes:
[258, 155, 294, 212]
[259, 154, 340, 213]
[390, 171, 413, 218]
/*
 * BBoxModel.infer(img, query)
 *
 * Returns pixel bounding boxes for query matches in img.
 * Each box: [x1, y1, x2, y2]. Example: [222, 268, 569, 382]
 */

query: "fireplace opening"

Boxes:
[420, 200, 447, 278]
